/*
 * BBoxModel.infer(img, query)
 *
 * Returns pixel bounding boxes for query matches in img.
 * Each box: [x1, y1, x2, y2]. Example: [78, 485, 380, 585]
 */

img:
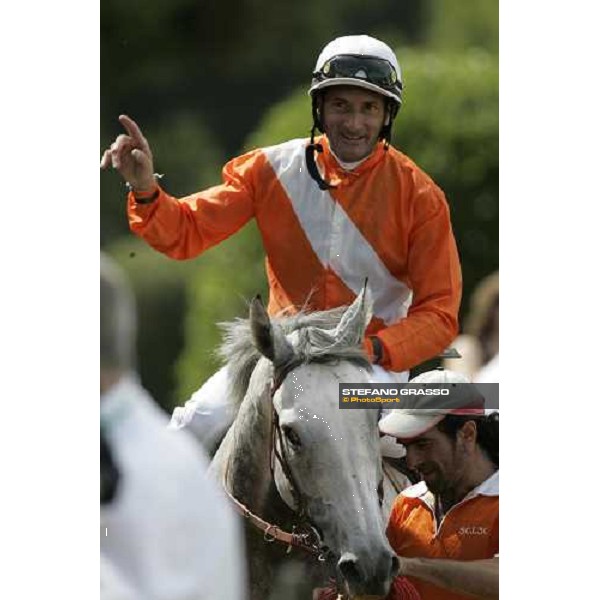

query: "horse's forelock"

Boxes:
[217, 306, 371, 407]
[217, 317, 262, 408]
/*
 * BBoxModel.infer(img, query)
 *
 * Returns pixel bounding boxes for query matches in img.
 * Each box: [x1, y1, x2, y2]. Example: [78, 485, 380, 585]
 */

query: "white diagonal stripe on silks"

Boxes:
[263, 140, 413, 325]
[263, 139, 334, 266]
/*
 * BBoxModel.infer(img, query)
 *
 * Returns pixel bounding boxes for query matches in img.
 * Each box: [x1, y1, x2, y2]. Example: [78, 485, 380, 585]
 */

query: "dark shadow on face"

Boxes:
[403, 427, 466, 495]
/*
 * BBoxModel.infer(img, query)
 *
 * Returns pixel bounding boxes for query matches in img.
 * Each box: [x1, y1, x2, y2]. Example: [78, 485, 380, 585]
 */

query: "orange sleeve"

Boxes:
[377, 181, 462, 372]
[126, 150, 261, 260]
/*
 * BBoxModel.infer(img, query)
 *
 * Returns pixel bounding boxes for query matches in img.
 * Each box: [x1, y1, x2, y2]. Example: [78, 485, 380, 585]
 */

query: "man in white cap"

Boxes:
[379, 369, 499, 600]
[101, 35, 462, 446]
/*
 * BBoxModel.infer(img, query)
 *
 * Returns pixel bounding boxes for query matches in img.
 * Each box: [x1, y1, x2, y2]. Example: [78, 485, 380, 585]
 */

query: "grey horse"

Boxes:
[210, 288, 402, 599]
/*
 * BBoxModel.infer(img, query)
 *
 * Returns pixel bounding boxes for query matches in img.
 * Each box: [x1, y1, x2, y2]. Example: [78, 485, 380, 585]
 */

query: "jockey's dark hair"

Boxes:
[437, 412, 499, 467]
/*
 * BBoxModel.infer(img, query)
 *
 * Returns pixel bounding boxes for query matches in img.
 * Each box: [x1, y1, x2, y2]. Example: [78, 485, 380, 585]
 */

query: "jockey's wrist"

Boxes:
[132, 184, 160, 204]
[126, 173, 164, 204]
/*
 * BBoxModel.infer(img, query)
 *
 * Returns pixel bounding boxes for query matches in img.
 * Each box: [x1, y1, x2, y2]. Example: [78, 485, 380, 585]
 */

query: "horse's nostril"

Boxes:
[390, 554, 400, 578]
[338, 551, 398, 596]
[338, 555, 363, 586]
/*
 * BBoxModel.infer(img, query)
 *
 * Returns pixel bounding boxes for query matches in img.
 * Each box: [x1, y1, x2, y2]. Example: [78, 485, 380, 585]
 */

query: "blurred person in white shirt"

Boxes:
[444, 271, 498, 383]
[101, 253, 246, 600]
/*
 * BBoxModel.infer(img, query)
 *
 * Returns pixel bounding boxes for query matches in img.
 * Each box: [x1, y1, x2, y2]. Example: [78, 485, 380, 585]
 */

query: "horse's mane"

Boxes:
[217, 305, 371, 408]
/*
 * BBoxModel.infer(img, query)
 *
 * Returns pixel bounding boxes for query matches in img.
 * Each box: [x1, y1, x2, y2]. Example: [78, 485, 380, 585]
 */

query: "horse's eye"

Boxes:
[283, 426, 302, 448]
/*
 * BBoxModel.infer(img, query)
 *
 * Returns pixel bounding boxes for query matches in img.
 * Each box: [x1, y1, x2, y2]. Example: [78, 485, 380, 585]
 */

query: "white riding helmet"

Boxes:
[309, 35, 403, 107]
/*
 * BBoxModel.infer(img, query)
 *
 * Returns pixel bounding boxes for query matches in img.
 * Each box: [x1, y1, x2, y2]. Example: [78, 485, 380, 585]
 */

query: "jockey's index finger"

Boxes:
[119, 114, 145, 144]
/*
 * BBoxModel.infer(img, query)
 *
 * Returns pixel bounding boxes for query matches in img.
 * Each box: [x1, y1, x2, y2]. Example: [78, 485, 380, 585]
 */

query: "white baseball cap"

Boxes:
[378, 369, 485, 441]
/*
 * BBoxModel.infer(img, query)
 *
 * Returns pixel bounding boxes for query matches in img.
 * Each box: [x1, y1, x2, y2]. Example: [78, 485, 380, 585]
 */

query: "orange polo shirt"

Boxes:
[386, 471, 499, 600]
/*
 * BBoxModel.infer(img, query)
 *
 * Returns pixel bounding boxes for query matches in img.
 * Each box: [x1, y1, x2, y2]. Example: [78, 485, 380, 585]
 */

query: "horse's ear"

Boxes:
[334, 283, 373, 345]
[249, 295, 294, 365]
[250, 295, 275, 360]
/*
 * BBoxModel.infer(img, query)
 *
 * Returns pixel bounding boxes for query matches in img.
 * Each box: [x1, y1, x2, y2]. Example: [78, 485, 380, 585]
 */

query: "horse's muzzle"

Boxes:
[338, 550, 399, 597]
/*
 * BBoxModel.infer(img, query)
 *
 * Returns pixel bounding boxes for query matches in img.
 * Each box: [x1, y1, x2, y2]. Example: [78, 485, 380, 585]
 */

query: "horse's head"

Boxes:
[248, 287, 399, 597]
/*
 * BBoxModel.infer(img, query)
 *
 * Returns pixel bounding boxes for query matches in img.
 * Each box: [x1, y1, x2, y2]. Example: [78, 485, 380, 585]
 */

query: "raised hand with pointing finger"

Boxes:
[100, 115, 156, 194]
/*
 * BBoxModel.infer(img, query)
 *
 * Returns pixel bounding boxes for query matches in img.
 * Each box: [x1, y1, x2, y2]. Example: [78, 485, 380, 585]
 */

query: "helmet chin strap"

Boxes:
[305, 95, 336, 191]
[379, 98, 398, 149]
[305, 126, 337, 191]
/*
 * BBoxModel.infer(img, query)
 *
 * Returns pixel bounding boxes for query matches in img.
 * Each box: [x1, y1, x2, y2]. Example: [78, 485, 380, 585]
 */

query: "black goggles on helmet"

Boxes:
[313, 54, 402, 91]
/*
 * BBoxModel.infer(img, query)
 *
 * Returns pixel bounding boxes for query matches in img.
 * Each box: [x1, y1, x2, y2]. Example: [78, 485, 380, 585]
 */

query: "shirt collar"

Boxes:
[401, 470, 499, 508]
[328, 147, 369, 171]
[468, 469, 499, 498]
[315, 135, 386, 184]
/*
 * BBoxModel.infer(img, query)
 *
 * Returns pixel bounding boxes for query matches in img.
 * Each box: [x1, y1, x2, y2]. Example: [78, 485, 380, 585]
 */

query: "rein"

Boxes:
[224, 486, 324, 557]
[222, 362, 329, 560]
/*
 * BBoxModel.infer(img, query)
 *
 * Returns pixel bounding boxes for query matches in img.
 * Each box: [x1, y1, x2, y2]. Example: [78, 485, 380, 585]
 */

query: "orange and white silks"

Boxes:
[127, 136, 462, 372]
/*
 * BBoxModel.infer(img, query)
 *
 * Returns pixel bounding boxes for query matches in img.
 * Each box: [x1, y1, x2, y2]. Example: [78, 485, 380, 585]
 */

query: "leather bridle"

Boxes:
[222, 361, 330, 560]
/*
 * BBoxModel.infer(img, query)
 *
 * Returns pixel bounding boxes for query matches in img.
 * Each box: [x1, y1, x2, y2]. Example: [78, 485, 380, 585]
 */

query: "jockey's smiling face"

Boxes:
[402, 424, 474, 496]
[321, 86, 387, 163]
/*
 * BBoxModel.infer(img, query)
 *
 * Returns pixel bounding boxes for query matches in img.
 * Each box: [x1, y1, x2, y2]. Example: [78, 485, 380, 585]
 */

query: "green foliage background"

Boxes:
[101, 0, 498, 412]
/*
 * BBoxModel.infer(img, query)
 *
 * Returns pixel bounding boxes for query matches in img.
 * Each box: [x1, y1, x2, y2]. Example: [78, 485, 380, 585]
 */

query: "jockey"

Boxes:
[101, 35, 462, 447]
